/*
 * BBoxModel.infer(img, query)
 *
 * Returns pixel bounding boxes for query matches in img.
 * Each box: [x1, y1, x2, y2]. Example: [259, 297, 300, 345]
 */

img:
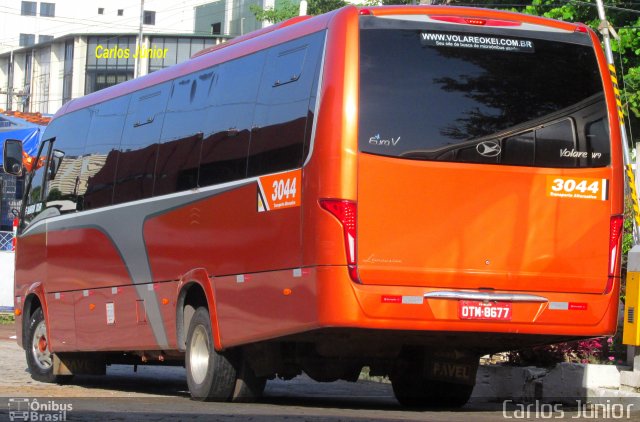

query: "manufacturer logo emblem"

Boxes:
[476, 141, 501, 157]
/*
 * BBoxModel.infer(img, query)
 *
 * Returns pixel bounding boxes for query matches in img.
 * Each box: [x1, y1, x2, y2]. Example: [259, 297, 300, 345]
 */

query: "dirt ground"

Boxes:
[0, 321, 16, 341]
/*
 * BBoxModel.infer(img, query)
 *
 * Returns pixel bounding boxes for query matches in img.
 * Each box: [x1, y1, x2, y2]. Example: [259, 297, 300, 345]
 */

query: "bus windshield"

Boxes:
[359, 18, 610, 168]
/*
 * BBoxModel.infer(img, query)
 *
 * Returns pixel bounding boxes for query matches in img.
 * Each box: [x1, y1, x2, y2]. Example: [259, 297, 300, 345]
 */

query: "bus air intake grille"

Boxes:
[629, 307, 635, 324]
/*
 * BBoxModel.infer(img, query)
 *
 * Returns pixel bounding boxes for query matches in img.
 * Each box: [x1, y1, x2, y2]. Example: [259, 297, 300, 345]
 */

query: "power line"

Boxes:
[564, 0, 640, 14]
[453, 1, 640, 14]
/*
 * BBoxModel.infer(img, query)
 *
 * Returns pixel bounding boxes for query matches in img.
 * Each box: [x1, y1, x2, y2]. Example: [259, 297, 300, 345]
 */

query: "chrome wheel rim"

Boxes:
[31, 320, 52, 370]
[189, 325, 210, 385]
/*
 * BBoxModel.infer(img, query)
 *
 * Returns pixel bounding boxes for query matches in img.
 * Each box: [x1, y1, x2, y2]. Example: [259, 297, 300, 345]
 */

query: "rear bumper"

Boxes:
[315, 265, 619, 338]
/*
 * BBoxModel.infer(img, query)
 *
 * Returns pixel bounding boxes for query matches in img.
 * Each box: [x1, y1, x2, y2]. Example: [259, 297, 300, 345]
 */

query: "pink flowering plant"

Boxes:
[508, 332, 624, 367]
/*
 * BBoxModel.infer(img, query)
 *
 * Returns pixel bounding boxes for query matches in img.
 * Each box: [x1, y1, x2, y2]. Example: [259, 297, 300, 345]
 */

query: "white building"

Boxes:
[0, 0, 289, 115]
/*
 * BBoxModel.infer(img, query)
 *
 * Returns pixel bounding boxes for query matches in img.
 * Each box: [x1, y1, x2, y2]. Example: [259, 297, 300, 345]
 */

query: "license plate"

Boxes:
[458, 300, 512, 321]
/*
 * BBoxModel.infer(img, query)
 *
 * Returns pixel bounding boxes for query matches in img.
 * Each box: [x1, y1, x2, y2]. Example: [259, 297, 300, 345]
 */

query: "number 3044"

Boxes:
[271, 177, 297, 201]
[550, 178, 600, 194]
[546, 176, 608, 201]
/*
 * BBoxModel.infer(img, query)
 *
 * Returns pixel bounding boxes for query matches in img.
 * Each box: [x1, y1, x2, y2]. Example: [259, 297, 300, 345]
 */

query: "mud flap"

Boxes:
[53, 353, 106, 376]
[424, 353, 479, 385]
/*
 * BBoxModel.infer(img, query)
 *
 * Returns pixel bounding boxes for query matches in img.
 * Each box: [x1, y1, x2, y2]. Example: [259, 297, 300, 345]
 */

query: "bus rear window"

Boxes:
[359, 20, 610, 167]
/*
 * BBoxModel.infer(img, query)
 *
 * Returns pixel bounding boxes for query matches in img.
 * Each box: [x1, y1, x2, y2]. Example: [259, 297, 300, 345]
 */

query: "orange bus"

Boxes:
[5, 5, 623, 408]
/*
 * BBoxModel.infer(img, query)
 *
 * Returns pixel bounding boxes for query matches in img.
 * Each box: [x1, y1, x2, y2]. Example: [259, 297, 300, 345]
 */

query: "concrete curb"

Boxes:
[472, 363, 640, 406]
[359, 363, 640, 407]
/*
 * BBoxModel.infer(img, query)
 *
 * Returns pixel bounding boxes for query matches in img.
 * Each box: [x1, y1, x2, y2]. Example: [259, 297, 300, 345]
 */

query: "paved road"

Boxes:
[1, 323, 639, 421]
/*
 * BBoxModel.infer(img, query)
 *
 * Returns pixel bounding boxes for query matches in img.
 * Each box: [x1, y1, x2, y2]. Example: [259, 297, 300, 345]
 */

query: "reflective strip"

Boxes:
[401, 295, 424, 305]
[549, 302, 569, 310]
[626, 165, 640, 229]
[609, 65, 625, 126]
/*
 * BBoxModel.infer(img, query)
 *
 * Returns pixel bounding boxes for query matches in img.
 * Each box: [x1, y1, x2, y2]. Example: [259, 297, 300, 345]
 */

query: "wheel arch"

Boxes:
[176, 268, 222, 351]
[21, 283, 48, 350]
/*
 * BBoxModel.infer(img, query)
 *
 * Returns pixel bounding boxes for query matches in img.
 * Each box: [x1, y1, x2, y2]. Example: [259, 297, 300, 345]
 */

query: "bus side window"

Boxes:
[155, 68, 216, 196]
[44, 109, 91, 213]
[113, 83, 171, 205]
[22, 139, 53, 227]
[199, 51, 266, 187]
[248, 32, 324, 177]
[82, 95, 131, 211]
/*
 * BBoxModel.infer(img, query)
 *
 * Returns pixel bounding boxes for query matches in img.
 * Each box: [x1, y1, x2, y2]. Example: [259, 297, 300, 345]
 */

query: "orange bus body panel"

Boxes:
[357, 157, 616, 294]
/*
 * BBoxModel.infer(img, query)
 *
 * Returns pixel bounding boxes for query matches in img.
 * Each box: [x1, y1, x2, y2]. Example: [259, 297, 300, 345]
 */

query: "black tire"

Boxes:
[25, 308, 73, 384]
[231, 356, 267, 402]
[186, 307, 237, 401]
[391, 374, 474, 408]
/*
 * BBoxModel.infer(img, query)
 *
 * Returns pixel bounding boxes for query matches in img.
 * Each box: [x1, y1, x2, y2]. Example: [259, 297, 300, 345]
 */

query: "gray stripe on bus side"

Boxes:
[26, 181, 253, 349]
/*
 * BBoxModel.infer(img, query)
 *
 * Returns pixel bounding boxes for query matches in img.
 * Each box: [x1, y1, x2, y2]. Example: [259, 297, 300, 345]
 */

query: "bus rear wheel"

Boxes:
[391, 374, 473, 408]
[25, 308, 73, 384]
[186, 307, 237, 401]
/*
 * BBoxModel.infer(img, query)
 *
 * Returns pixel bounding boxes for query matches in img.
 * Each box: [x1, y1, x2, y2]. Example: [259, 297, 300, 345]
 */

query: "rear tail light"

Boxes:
[319, 199, 358, 282]
[429, 15, 521, 27]
[465, 18, 486, 26]
[574, 24, 589, 33]
[605, 215, 624, 294]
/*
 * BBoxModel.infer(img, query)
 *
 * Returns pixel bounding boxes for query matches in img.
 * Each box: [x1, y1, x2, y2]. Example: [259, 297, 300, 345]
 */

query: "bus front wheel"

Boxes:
[186, 307, 237, 401]
[25, 307, 73, 384]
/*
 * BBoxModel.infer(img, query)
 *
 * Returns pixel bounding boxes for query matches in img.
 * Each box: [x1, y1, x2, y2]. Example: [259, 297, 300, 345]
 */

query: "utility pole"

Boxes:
[7, 50, 13, 110]
[595, 0, 640, 244]
[135, 0, 145, 78]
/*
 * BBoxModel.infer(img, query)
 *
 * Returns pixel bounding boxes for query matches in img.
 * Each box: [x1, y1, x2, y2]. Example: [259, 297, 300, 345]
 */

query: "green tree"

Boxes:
[309, 0, 347, 15]
[250, 0, 347, 24]
[250, 0, 300, 23]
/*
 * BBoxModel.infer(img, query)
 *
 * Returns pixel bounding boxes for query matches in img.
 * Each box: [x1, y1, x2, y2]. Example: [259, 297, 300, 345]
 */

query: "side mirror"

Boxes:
[3, 139, 23, 176]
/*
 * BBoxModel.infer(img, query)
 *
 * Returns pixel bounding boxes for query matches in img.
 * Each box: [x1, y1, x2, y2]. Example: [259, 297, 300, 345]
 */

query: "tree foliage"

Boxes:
[249, 1, 300, 24]
[308, 0, 348, 15]
[250, 0, 347, 24]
